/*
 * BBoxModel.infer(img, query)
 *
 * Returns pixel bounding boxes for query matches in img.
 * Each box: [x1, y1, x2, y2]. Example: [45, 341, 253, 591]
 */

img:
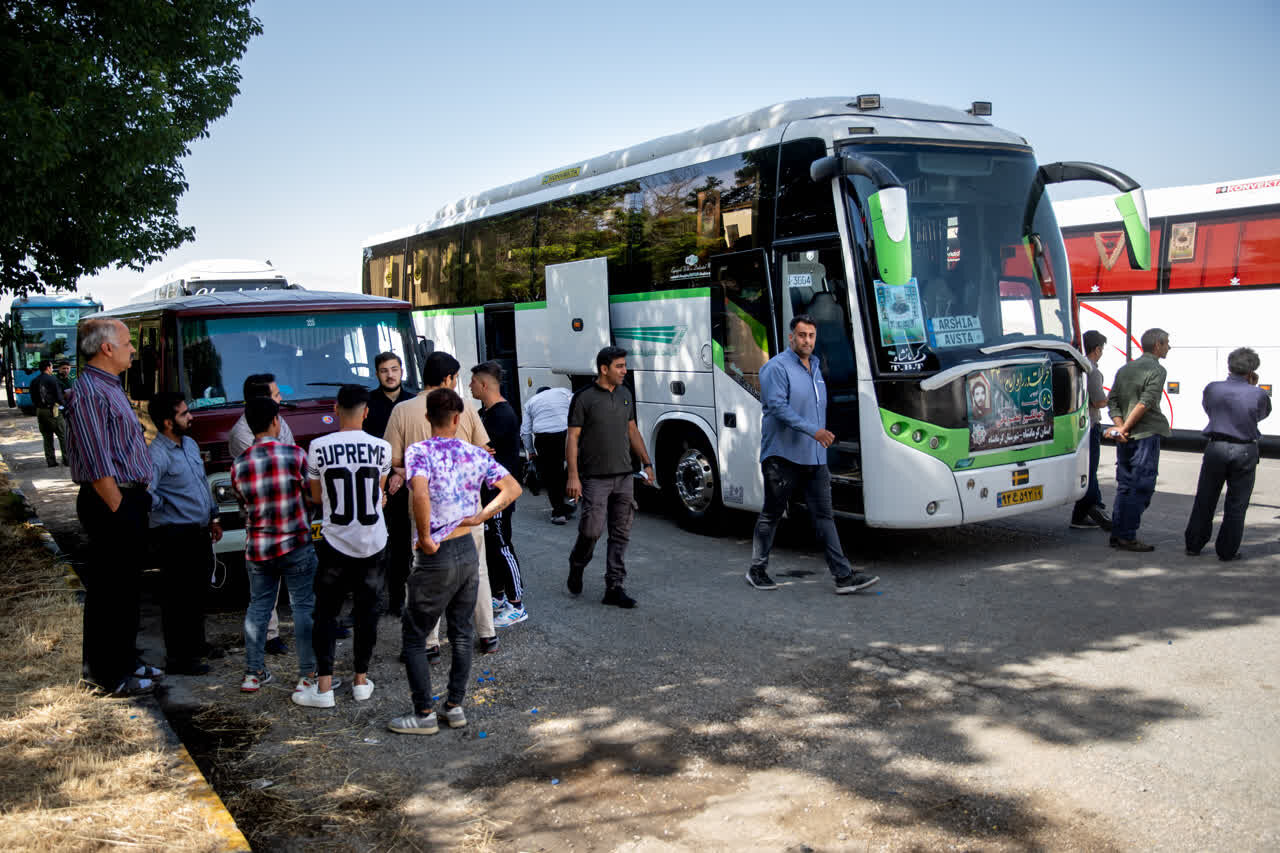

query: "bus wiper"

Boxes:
[980, 339, 1089, 370]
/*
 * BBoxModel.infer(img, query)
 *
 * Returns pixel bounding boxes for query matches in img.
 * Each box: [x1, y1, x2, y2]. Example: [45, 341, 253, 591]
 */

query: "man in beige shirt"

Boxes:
[385, 352, 498, 654]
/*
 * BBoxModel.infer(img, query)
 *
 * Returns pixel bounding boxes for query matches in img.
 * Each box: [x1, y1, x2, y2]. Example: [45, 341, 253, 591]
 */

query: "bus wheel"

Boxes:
[663, 435, 721, 531]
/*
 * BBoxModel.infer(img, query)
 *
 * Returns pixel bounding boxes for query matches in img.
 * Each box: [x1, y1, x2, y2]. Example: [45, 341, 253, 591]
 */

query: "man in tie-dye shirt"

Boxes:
[388, 388, 522, 736]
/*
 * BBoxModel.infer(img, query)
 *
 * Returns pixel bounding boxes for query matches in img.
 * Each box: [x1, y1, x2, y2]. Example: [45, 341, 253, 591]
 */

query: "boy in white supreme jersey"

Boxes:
[294, 385, 391, 708]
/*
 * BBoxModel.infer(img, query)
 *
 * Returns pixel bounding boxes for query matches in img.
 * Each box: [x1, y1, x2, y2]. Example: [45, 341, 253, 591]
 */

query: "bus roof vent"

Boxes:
[851, 94, 881, 111]
[967, 101, 993, 117]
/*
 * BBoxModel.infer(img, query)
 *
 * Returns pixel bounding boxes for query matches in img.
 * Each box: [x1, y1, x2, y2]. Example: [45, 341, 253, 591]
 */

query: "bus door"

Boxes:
[1077, 295, 1132, 389]
[710, 250, 774, 510]
[481, 303, 521, 407]
[775, 240, 863, 506]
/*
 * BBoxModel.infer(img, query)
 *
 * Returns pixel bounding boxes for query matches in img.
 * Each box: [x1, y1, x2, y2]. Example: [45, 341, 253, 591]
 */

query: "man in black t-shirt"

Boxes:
[565, 346, 655, 609]
[470, 361, 528, 627]
[365, 352, 417, 617]
[31, 360, 68, 467]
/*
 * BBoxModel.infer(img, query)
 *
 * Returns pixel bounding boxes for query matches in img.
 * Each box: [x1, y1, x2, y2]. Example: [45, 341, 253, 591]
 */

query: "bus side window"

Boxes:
[711, 252, 774, 398]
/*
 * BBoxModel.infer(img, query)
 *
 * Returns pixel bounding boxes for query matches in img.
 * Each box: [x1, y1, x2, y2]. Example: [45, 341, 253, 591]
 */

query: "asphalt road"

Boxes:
[3, 405, 1277, 851]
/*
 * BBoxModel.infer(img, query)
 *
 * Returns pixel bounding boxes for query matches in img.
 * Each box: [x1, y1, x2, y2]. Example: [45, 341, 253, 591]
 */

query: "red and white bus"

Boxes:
[1056, 174, 1278, 447]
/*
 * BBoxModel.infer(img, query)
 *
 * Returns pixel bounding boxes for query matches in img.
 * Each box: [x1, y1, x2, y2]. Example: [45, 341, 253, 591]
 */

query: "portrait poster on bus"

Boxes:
[966, 362, 1054, 452]
[873, 279, 925, 348]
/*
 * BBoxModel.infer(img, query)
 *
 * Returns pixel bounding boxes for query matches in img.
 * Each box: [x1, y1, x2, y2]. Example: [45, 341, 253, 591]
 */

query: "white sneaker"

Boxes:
[295, 675, 342, 692]
[352, 679, 375, 702]
[494, 604, 528, 628]
[291, 685, 335, 708]
[441, 704, 467, 728]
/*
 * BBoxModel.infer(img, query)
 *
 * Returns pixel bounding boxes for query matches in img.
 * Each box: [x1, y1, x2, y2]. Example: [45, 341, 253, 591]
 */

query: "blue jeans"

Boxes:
[402, 536, 478, 713]
[245, 543, 317, 677]
[1112, 435, 1161, 541]
[1073, 423, 1104, 520]
[751, 456, 853, 579]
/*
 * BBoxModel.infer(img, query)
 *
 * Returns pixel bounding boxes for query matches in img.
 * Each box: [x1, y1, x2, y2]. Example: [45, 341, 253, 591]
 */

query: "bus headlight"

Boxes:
[911, 429, 924, 443]
[928, 436, 941, 449]
[890, 422, 904, 435]
[212, 482, 236, 504]
[926, 501, 938, 515]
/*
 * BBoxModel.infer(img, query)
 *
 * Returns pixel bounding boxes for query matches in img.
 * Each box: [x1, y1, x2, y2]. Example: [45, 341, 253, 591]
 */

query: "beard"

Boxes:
[381, 380, 402, 394]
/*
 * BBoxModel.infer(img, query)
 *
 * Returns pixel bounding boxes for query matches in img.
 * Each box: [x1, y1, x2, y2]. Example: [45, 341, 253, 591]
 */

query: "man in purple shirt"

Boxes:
[65, 316, 157, 697]
[1184, 347, 1272, 561]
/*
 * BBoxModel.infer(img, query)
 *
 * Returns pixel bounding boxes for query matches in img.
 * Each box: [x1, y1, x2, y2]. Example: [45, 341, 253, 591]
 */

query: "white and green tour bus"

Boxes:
[362, 96, 1151, 529]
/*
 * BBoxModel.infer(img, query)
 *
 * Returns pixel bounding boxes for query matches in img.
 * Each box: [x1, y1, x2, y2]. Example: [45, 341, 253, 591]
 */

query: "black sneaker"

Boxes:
[602, 587, 637, 609]
[1069, 516, 1099, 529]
[834, 572, 880, 594]
[1087, 506, 1113, 531]
[744, 567, 778, 590]
[567, 565, 584, 596]
[477, 636, 500, 655]
[1111, 538, 1155, 552]
[264, 637, 288, 655]
[550, 514, 568, 526]
[426, 645, 442, 664]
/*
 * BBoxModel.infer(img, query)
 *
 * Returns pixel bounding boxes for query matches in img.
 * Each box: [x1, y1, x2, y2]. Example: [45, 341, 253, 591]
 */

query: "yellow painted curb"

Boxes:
[171, 740, 252, 852]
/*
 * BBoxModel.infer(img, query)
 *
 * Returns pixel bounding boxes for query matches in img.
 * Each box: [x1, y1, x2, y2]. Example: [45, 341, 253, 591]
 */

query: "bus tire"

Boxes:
[661, 431, 721, 532]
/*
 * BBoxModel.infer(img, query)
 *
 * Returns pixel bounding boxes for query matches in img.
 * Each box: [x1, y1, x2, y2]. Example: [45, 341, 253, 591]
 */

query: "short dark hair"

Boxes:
[148, 391, 186, 432]
[423, 351, 461, 387]
[245, 397, 279, 435]
[790, 314, 816, 332]
[426, 387, 464, 429]
[37, 360, 51, 372]
[1082, 330, 1107, 354]
[596, 346, 627, 373]
[337, 383, 370, 413]
[243, 373, 276, 401]
[374, 352, 402, 370]
[54, 359, 70, 368]
[471, 360, 503, 384]
[1227, 347, 1260, 377]
[535, 385, 551, 395]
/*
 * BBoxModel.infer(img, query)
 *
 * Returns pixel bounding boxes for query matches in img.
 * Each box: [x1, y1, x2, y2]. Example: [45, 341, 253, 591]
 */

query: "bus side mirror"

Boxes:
[1114, 189, 1151, 271]
[811, 153, 913, 286]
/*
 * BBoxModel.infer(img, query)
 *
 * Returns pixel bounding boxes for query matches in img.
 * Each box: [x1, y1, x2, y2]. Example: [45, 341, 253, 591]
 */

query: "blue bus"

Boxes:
[6, 294, 104, 412]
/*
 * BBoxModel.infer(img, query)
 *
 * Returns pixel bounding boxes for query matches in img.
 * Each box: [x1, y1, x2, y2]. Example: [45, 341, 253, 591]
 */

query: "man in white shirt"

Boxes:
[228, 373, 295, 459]
[228, 372, 295, 654]
[295, 385, 390, 708]
[521, 385, 574, 524]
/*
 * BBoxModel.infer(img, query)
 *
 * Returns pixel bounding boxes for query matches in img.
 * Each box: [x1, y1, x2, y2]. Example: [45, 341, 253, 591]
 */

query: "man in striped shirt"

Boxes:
[65, 316, 157, 697]
[231, 397, 318, 694]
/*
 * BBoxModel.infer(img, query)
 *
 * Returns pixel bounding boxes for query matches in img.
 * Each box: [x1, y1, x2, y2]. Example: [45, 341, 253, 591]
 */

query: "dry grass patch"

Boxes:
[0, 472, 234, 852]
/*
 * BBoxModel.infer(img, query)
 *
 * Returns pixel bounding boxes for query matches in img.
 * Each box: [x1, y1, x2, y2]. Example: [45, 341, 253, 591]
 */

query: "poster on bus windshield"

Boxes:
[966, 362, 1054, 452]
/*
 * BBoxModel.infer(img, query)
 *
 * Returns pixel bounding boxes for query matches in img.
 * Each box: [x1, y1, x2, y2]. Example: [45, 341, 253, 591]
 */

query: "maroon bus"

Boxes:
[100, 289, 421, 558]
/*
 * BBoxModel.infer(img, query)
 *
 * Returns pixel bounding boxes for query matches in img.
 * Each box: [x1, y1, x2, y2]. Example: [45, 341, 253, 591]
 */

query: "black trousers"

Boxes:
[484, 501, 523, 602]
[152, 523, 212, 668]
[1184, 439, 1260, 559]
[313, 539, 383, 677]
[534, 431, 571, 516]
[382, 485, 412, 613]
[76, 485, 150, 690]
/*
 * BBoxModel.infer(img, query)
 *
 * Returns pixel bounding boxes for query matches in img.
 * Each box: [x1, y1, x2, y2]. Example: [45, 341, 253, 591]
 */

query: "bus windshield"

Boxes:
[180, 310, 419, 409]
[841, 143, 1072, 375]
[15, 306, 89, 367]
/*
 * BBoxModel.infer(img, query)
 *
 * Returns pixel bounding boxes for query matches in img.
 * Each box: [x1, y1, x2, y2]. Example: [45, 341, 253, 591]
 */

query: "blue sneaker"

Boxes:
[494, 605, 528, 628]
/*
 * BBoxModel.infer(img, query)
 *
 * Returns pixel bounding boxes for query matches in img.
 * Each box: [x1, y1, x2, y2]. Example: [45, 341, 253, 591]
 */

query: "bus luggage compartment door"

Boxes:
[546, 258, 610, 375]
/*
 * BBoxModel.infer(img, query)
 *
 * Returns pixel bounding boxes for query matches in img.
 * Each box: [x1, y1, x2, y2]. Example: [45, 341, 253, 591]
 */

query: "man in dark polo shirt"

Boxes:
[364, 352, 416, 616]
[565, 346, 655, 609]
[1184, 347, 1272, 561]
[65, 316, 157, 697]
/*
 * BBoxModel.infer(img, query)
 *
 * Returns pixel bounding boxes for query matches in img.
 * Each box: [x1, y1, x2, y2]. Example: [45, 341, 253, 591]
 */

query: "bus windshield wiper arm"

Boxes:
[980, 340, 1089, 371]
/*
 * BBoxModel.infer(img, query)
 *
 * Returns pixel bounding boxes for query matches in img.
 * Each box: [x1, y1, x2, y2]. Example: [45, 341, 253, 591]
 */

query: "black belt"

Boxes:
[1207, 433, 1255, 445]
[118, 482, 149, 490]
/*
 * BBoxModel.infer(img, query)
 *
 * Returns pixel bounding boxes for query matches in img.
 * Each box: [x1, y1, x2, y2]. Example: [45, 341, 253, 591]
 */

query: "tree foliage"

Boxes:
[0, 0, 262, 297]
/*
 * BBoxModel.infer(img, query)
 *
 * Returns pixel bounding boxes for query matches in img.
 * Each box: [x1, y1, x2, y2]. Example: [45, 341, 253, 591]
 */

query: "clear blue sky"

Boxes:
[72, 0, 1279, 308]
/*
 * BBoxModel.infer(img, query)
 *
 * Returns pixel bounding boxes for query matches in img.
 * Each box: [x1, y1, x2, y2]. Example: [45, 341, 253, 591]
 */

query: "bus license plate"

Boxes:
[310, 522, 324, 541]
[997, 485, 1043, 507]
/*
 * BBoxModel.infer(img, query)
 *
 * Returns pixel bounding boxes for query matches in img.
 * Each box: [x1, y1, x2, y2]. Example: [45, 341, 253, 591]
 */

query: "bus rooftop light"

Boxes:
[968, 101, 992, 116]
[854, 94, 881, 110]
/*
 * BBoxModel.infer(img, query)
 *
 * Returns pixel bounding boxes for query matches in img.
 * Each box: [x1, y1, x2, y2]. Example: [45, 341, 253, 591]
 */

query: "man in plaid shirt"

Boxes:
[231, 397, 318, 693]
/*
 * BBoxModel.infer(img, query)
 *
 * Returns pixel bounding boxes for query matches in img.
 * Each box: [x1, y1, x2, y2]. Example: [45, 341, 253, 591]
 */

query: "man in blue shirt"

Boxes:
[148, 391, 222, 675]
[1184, 347, 1272, 561]
[747, 315, 878, 595]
